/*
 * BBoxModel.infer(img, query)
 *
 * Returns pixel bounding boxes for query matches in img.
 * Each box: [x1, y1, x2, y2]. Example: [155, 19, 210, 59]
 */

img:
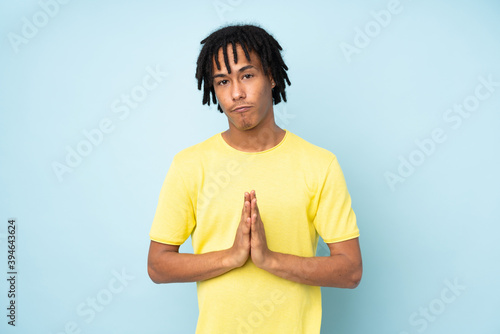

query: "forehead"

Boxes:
[212, 43, 263, 74]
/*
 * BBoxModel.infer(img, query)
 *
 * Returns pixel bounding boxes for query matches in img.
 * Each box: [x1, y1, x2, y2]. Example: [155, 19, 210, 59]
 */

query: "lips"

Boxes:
[232, 106, 251, 113]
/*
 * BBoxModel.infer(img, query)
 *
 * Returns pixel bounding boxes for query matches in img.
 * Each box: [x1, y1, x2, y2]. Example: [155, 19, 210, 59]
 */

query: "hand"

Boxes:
[249, 190, 273, 269]
[228, 192, 252, 268]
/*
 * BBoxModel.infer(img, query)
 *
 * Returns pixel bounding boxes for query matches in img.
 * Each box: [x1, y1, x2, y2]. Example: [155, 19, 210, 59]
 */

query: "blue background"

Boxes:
[1, 0, 499, 333]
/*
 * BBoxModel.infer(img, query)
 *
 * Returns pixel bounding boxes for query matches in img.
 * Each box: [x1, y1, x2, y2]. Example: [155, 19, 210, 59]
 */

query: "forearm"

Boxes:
[262, 251, 362, 288]
[148, 248, 237, 283]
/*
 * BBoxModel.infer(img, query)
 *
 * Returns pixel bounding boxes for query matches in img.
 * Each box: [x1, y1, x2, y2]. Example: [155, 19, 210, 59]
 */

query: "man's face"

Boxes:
[212, 44, 275, 131]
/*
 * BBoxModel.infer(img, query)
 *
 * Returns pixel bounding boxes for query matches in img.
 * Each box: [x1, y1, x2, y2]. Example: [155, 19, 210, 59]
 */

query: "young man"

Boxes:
[148, 24, 362, 333]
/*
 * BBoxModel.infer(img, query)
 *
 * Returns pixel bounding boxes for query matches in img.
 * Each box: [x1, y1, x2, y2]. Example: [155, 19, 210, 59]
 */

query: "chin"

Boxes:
[237, 124, 252, 130]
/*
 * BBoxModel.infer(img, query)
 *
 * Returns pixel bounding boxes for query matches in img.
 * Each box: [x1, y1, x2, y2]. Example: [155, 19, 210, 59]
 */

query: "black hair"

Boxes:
[195, 24, 291, 113]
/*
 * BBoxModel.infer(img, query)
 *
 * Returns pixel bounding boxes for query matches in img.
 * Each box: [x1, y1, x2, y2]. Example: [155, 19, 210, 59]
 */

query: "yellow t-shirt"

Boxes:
[150, 129, 359, 334]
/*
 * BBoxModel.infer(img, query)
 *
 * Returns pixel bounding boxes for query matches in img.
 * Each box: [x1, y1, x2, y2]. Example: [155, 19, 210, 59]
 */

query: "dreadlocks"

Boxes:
[195, 24, 291, 113]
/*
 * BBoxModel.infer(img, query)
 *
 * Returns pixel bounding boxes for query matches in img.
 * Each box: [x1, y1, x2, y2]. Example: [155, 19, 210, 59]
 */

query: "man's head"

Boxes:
[195, 24, 291, 114]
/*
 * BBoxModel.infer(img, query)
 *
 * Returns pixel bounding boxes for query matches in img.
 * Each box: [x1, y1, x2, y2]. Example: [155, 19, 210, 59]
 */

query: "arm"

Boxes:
[148, 241, 234, 283]
[248, 190, 362, 288]
[257, 238, 362, 288]
[147, 192, 253, 284]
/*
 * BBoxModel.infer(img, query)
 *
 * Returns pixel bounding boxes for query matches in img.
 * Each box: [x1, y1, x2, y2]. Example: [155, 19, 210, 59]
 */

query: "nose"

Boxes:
[231, 80, 246, 100]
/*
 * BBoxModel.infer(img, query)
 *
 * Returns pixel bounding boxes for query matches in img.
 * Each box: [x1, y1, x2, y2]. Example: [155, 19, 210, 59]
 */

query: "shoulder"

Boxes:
[286, 130, 337, 166]
[171, 132, 220, 164]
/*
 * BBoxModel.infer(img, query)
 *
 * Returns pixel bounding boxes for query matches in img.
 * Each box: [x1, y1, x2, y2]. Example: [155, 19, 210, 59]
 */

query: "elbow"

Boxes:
[348, 264, 363, 289]
[147, 264, 162, 284]
[348, 273, 362, 289]
[148, 241, 180, 284]
[148, 262, 172, 284]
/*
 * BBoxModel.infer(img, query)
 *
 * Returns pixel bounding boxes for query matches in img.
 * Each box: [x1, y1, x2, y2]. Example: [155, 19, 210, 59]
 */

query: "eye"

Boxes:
[243, 73, 254, 79]
[217, 79, 229, 86]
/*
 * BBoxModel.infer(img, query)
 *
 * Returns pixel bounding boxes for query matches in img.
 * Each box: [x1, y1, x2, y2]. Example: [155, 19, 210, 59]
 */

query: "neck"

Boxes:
[222, 124, 286, 152]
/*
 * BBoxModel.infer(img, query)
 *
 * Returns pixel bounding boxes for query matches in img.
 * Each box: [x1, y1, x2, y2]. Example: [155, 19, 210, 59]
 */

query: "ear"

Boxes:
[267, 70, 275, 88]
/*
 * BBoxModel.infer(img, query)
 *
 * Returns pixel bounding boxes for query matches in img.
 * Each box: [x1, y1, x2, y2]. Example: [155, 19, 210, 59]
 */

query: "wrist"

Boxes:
[223, 247, 244, 270]
[221, 248, 234, 270]
[261, 250, 277, 271]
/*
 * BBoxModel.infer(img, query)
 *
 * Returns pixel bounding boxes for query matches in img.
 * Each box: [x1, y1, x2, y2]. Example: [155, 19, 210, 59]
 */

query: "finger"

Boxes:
[252, 197, 259, 218]
[251, 212, 258, 232]
[241, 198, 247, 219]
[246, 198, 251, 218]
[242, 193, 247, 211]
[243, 216, 251, 233]
[246, 193, 251, 211]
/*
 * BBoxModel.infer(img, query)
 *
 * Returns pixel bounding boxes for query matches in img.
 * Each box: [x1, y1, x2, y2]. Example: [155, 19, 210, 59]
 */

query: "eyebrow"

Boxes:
[212, 65, 256, 80]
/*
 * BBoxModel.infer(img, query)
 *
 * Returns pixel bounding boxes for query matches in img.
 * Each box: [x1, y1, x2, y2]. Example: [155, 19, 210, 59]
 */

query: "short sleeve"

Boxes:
[149, 155, 196, 245]
[313, 156, 359, 243]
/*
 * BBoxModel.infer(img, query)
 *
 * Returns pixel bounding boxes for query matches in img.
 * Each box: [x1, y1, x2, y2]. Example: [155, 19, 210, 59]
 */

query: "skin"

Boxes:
[213, 42, 285, 152]
[147, 43, 362, 288]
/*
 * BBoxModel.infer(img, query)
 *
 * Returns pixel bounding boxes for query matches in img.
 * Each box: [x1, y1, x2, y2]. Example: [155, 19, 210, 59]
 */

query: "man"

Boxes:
[148, 24, 362, 333]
